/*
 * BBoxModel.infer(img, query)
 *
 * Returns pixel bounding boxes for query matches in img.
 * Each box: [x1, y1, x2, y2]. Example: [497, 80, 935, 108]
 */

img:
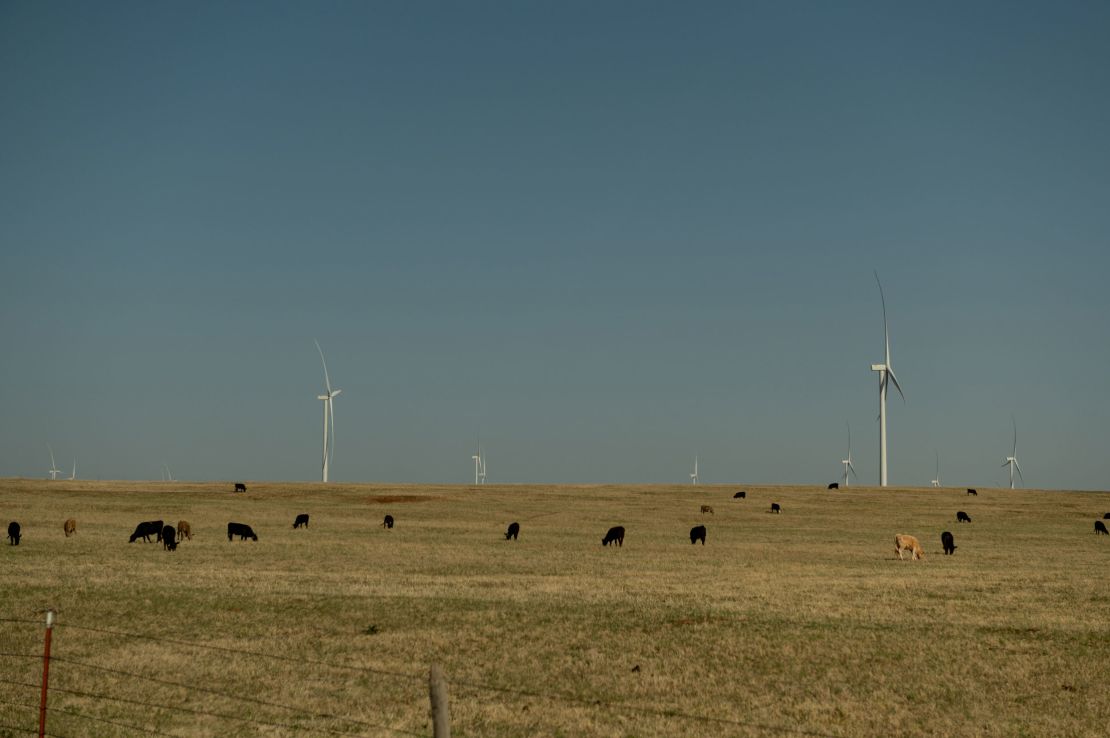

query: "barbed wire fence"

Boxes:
[1, 614, 842, 738]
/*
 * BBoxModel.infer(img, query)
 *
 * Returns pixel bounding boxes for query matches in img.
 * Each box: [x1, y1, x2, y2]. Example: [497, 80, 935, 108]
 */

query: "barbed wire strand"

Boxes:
[50, 657, 424, 737]
[0, 698, 174, 738]
[53, 623, 422, 683]
[0, 679, 420, 738]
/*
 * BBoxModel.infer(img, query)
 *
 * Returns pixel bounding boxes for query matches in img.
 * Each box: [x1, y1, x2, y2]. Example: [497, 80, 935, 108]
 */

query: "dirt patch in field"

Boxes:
[365, 495, 441, 504]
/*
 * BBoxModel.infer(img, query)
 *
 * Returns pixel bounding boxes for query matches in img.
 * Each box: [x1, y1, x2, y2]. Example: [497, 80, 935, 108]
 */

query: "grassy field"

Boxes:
[2, 479, 1109, 738]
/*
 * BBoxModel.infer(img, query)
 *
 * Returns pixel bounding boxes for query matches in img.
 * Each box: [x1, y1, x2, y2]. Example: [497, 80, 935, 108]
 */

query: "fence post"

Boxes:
[39, 609, 56, 738]
[428, 663, 450, 738]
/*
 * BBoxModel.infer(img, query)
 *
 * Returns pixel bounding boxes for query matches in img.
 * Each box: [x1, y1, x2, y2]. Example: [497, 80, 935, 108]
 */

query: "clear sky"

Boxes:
[2, 1, 1108, 488]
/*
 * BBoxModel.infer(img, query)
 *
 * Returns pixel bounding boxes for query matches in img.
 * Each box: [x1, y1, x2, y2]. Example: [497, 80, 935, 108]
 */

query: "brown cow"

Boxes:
[895, 534, 925, 560]
[177, 520, 192, 542]
[700, 505, 714, 514]
[63, 518, 77, 537]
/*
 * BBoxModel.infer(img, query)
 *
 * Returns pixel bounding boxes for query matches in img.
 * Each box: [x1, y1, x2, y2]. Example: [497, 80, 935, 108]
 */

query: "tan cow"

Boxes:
[700, 505, 714, 514]
[63, 518, 77, 537]
[894, 534, 925, 560]
[177, 520, 192, 542]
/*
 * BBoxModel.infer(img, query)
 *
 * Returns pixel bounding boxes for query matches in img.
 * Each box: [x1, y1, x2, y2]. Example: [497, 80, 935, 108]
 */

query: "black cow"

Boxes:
[941, 531, 957, 555]
[1103, 513, 1110, 520]
[967, 488, 978, 496]
[382, 515, 394, 529]
[505, 522, 519, 540]
[227, 522, 258, 541]
[827, 482, 839, 490]
[689, 525, 706, 545]
[733, 491, 746, 499]
[129, 520, 164, 543]
[234, 482, 247, 493]
[770, 503, 781, 514]
[7, 521, 20, 546]
[956, 511, 971, 523]
[602, 526, 625, 547]
[1096, 521, 1109, 536]
[293, 514, 310, 529]
[162, 525, 178, 551]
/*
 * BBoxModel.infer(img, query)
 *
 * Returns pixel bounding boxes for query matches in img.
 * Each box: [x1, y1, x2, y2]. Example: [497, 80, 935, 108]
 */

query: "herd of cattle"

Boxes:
[5, 485, 1110, 553]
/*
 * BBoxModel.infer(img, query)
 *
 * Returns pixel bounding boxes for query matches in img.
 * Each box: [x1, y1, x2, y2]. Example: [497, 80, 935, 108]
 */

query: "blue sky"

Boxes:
[2, 1, 1108, 488]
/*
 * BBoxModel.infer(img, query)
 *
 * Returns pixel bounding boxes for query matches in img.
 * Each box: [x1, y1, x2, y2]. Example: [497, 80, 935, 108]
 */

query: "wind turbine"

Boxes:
[690, 455, 699, 485]
[47, 445, 61, 480]
[314, 339, 341, 483]
[68, 458, 77, 481]
[841, 423, 857, 487]
[164, 464, 175, 482]
[471, 441, 482, 485]
[931, 450, 940, 488]
[870, 271, 904, 487]
[479, 446, 487, 484]
[1002, 417, 1023, 489]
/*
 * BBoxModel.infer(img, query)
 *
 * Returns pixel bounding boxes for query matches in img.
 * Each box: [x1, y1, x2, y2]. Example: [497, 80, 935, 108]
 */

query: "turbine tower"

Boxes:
[471, 441, 483, 485]
[68, 458, 77, 481]
[690, 455, 699, 485]
[1002, 417, 1023, 489]
[47, 445, 61, 480]
[931, 450, 940, 488]
[480, 446, 487, 484]
[314, 340, 341, 483]
[870, 272, 904, 486]
[841, 423, 857, 486]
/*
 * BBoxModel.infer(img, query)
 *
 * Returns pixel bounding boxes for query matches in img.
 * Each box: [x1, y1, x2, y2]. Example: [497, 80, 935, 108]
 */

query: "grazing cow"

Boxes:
[733, 491, 746, 499]
[129, 520, 164, 543]
[895, 534, 925, 560]
[828, 482, 839, 490]
[382, 515, 394, 529]
[689, 525, 706, 545]
[8, 521, 20, 546]
[956, 511, 971, 523]
[293, 514, 310, 529]
[941, 531, 957, 555]
[234, 482, 247, 493]
[770, 503, 781, 514]
[227, 522, 258, 542]
[602, 526, 625, 547]
[63, 518, 77, 537]
[1096, 521, 1109, 536]
[1103, 513, 1110, 520]
[177, 520, 192, 542]
[700, 505, 714, 514]
[162, 525, 178, 551]
[505, 522, 520, 540]
[967, 488, 978, 496]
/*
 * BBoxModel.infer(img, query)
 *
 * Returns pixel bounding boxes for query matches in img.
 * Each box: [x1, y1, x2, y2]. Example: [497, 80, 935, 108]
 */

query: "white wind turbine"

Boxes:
[480, 446, 487, 484]
[1002, 417, 1023, 489]
[164, 464, 175, 482]
[47, 445, 62, 480]
[690, 455, 699, 485]
[68, 458, 77, 481]
[931, 450, 940, 488]
[314, 340, 341, 483]
[870, 271, 904, 487]
[471, 441, 483, 485]
[841, 423, 857, 487]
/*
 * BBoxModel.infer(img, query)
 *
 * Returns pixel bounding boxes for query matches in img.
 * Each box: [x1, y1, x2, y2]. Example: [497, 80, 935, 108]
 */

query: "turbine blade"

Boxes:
[1012, 416, 1018, 456]
[1014, 458, 1023, 481]
[887, 368, 905, 402]
[315, 339, 333, 394]
[875, 271, 890, 366]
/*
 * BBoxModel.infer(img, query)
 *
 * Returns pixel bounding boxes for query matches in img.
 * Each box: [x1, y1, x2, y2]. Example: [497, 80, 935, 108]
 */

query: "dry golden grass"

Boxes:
[2, 478, 1109, 737]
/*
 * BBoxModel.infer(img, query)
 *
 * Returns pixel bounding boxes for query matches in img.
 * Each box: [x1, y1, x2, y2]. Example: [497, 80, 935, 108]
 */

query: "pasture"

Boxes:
[2, 479, 1109, 738]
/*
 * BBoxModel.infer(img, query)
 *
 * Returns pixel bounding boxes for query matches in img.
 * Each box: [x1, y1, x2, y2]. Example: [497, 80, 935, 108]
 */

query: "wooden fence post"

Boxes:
[429, 663, 450, 738]
[39, 609, 56, 738]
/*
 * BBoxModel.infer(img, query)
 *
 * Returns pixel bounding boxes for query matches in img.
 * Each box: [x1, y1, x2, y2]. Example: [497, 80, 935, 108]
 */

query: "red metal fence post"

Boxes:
[39, 609, 55, 738]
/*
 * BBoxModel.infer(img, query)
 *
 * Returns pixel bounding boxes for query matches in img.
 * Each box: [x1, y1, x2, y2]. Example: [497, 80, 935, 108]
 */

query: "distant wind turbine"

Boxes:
[314, 340, 341, 483]
[68, 458, 77, 481]
[1002, 417, 1023, 489]
[841, 424, 857, 487]
[870, 272, 904, 487]
[480, 446, 487, 484]
[47, 445, 61, 481]
[931, 450, 940, 488]
[164, 464, 175, 482]
[471, 440, 483, 485]
[690, 455, 699, 485]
